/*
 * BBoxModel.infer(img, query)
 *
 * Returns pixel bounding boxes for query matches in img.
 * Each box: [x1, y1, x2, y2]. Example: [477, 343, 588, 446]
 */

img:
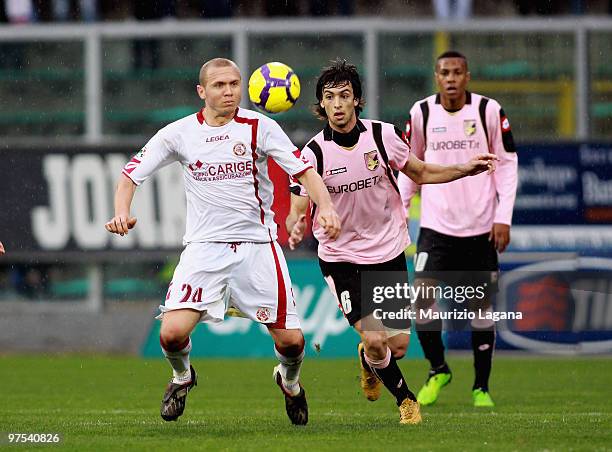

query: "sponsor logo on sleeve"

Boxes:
[405, 119, 412, 141]
[136, 146, 147, 159]
[501, 116, 511, 132]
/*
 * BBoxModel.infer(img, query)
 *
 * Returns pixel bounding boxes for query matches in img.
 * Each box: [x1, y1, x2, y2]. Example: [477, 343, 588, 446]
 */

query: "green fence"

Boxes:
[0, 19, 608, 142]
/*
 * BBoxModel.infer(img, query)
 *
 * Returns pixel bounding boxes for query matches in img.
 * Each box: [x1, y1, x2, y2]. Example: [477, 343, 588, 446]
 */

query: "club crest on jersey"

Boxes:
[233, 142, 247, 157]
[364, 150, 380, 171]
[256, 307, 271, 322]
[464, 120, 477, 137]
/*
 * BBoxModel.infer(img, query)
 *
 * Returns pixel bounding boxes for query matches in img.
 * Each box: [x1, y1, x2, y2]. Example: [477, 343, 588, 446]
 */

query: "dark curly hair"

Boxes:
[313, 59, 365, 120]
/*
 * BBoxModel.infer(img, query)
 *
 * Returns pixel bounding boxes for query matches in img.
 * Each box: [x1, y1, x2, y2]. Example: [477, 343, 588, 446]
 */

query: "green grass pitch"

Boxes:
[1, 355, 610, 451]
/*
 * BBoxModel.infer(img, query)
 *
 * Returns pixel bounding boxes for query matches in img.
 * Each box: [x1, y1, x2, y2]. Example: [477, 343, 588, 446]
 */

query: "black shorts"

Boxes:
[319, 253, 411, 329]
[415, 227, 499, 293]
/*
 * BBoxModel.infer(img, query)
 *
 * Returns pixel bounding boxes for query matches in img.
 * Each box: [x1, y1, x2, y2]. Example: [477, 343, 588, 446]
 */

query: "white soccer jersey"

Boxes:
[123, 107, 311, 244]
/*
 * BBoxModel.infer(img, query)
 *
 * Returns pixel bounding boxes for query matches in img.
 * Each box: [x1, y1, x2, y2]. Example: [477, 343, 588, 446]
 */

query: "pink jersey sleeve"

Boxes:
[122, 127, 179, 185]
[486, 99, 518, 225]
[261, 116, 312, 177]
[398, 103, 425, 212]
[381, 121, 411, 171]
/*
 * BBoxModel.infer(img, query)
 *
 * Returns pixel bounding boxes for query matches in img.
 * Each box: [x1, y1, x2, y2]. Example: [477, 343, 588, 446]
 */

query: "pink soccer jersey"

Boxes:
[398, 92, 518, 237]
[123, 107, 311, 244]
[293, 119, 410, 264]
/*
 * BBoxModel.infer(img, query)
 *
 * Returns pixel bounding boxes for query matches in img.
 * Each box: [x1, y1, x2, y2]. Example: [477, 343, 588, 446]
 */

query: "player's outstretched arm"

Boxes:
[286, 194, 310, 250]
[105, 174, 138, 236]
[296, 168, 341, 240]
[400, 152, 498, 185]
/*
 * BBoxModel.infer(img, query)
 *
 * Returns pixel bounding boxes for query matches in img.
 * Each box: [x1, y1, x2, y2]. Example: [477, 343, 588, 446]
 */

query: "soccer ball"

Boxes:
[248, 62, 300, 114]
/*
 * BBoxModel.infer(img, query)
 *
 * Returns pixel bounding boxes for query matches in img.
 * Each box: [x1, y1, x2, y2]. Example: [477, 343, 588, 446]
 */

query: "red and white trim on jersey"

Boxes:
[122, 156, 141, 185]
[292, 149, 313, 178]
[196, 108, 205, 125]
[268, 242, 287, 329]
[234, 113, 268, 228]
[292, 165, 311, 179]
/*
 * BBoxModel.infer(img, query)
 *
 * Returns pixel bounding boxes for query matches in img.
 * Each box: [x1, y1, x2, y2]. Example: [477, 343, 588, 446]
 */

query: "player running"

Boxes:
[105, 58, 341, 425]
[287, 59, 498, 424]
[398, 51, 518, 408]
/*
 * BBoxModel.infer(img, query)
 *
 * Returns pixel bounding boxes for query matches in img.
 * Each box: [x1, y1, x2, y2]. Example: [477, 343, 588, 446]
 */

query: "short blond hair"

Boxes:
[199, 58, 240, 85]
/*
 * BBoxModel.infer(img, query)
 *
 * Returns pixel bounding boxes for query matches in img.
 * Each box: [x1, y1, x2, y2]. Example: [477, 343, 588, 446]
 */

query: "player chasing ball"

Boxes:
[398, 51, 518, 407]
[105, 58, 341, 425]
[287, 59, 499, 424]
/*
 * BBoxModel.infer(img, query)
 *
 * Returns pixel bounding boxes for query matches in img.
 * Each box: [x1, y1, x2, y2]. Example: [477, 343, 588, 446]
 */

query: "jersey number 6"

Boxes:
[340, 290, 352, 314]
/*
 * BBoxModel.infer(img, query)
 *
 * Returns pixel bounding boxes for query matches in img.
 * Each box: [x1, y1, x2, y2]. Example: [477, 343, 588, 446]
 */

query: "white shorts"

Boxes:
[158, 241, 300, 329]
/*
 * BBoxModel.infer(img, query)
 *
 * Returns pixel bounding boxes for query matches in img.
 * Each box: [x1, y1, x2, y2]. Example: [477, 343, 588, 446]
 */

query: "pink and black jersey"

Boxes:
[292, 119, 410, 264]
[398, 92, 518, 237]
[123, 107, 311, 244]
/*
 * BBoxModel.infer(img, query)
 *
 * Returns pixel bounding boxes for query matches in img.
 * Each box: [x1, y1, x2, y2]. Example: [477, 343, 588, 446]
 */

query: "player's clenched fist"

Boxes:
[105, 215, 137, 236]
[317, 205, 341, 241]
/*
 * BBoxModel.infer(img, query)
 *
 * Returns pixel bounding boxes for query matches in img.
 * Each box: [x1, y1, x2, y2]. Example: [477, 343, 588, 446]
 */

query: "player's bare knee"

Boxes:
[272, 329, 305, 357]
[160, 324, 190, 350]
[362, 331, 388, 358]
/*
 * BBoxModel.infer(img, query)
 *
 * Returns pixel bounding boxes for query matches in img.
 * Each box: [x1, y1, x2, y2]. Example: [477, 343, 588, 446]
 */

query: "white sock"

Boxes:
[161, 338, 192, 384]
[274, 347, 304, 396]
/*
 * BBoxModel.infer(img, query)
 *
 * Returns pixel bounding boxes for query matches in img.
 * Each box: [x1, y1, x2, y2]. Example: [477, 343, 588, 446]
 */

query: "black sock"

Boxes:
[416, 319, 446, 369]
[371, 356, 417, 405]
[471, 328, 495, 391]
[428, 362, 451, 378]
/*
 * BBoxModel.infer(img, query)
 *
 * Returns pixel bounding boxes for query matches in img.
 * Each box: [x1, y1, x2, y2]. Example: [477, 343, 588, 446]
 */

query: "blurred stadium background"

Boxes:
[1, 0, 611, 358]
[0, 1, 611, 449]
